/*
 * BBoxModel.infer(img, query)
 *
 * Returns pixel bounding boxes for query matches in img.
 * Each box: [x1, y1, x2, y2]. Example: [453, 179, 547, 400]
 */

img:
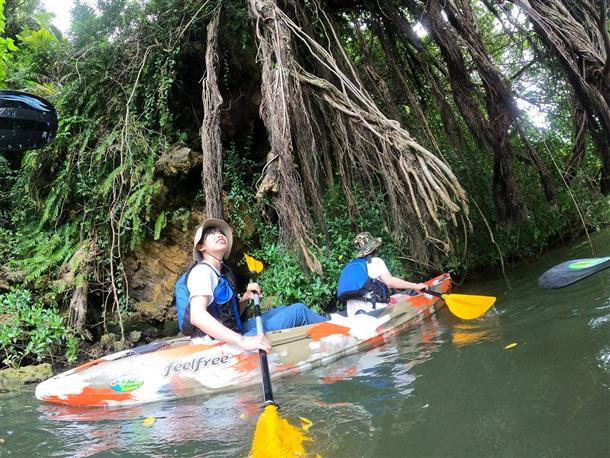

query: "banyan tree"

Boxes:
[3, 0, 609, 335]
[203, 0, 470, 272]
[201, 0, 609, 271]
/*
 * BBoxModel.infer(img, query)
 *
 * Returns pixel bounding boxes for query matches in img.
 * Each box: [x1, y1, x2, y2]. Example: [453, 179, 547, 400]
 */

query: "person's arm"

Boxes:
[190, 295, 271, 352]
[377, 273, 428, 291]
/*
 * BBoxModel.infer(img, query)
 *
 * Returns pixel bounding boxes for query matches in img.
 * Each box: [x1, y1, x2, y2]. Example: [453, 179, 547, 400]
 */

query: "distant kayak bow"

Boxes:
[425, 289, 496, 320]
[538, 256, 610, 289]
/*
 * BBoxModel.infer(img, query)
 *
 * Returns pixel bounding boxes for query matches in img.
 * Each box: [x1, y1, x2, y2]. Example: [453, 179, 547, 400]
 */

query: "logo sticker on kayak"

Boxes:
[163, 354, 233, 377]
[568, 257, 610, 270]
[110, 376, 144, 392]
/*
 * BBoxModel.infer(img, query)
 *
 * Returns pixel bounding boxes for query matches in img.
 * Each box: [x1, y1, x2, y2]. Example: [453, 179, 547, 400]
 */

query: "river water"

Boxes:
[1, 229, 609, 457]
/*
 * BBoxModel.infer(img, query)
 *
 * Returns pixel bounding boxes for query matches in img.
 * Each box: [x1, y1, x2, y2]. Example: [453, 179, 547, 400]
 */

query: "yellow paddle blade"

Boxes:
[250, 404, 311, 458]
[443, 293, 496, 320]
[244, 253, 264, 274]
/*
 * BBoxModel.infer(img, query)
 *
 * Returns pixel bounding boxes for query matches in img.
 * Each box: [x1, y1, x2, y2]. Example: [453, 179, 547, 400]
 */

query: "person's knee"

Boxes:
[290, 302, 307, 311]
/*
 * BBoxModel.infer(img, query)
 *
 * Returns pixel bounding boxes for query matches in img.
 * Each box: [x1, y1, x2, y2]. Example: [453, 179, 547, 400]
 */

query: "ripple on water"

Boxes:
[589, 309, 610, 329]
[597, 345, 610, 374]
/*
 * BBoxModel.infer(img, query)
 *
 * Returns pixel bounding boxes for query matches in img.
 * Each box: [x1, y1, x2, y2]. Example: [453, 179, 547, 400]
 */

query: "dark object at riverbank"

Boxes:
[0, 90, 57, 152]
[538, 256, 610, 288]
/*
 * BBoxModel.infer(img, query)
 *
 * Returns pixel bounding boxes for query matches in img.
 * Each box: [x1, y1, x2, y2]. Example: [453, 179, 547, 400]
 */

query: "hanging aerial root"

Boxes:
[251, 0, 470, 268]
[201, 6, 224, 219]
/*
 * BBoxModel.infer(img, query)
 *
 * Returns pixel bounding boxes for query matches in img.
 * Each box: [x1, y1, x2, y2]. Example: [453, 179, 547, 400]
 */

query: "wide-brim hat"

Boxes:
[354, 231, 382, 258]
[193, 218, 233, 261]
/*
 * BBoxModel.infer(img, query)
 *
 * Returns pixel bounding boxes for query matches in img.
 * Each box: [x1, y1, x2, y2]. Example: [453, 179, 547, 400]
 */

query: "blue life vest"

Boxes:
[175, 262, 243, 336]
[336, 257, 390, 305]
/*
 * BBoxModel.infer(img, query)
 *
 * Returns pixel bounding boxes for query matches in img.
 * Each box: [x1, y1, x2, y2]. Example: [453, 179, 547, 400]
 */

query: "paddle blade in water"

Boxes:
[538, 257, 610, 289]
[250, 404, 310, 458]
[444, 294, 496, 320]
[245, 254, 264, 274]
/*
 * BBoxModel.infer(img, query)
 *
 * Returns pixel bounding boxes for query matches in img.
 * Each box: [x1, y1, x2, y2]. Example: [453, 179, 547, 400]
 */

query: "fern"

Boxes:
[99, 164, 125, 198]
[153, 211, 167, 240]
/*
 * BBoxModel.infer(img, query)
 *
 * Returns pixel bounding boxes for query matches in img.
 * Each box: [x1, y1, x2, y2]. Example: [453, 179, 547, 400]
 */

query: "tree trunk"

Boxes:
[201, 7, 224, 218]
[513, 0, 610, 194]
[421, 0, 528, 224]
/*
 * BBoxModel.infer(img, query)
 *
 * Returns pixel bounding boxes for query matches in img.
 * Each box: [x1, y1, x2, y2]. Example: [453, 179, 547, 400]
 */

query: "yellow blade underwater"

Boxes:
[244, 253, 264, 274]
[250, 404, 311, 458]
[443, 293, 496, 320]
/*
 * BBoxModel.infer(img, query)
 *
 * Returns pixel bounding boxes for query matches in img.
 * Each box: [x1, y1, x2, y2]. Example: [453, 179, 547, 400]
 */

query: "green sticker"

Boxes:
[568, 257, 610, 270]
[110, 376, 144, 392]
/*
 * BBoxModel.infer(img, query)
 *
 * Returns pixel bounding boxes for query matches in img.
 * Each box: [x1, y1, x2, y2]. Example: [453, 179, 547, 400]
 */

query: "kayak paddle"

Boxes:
[0, 90, 58, 152]
[538, 256, 610, 289]
[244, 254, 312, 458]
[424, 289, 496, 320]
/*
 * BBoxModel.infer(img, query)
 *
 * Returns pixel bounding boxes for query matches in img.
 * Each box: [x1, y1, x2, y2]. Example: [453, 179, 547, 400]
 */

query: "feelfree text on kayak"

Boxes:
[163, 353, 233, 377]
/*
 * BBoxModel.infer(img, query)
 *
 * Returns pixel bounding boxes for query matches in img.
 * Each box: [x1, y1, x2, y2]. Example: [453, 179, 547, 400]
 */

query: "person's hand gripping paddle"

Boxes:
[244, 254, 314, 458]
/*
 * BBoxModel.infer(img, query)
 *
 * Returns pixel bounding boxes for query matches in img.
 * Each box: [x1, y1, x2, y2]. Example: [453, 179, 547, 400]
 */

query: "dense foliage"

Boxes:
[0, 0, 608, 366]
[0, 288, 78, 367]
[254, 187, 412, 313]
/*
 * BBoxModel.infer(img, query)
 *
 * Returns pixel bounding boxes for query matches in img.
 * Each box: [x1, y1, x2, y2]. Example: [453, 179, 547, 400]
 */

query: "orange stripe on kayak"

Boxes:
[306, 322, 351, 341]
[161, 342, 220, 357]
[406, 278, 450, 309]
[40, 386, 134, 407]
[367, 334, 385, 346]
[274, 361, 297, 372]
[408, 294, 433, 308]
[233, 352, 260, 373]
[425, 274, 451, 293]
[72, 358, 106, 373]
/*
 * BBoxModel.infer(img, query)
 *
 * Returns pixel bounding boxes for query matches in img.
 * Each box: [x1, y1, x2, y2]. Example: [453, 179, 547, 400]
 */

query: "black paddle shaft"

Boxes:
[250, 273, 277, 407]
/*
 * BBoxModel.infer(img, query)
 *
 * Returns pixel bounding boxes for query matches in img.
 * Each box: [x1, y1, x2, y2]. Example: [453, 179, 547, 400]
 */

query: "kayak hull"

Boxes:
[36, 274, 451, 407]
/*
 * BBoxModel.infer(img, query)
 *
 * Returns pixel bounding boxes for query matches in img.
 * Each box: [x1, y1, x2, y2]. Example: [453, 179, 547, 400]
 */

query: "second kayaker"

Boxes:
[337, 231, 429, 316]
[176, 218, 328, 353]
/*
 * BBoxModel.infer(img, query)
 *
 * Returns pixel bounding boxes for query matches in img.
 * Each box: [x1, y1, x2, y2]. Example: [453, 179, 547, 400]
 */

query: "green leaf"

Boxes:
[99, 165, 124, 197]
[153, 211, 167, 240]
[6, 37, 17, 52]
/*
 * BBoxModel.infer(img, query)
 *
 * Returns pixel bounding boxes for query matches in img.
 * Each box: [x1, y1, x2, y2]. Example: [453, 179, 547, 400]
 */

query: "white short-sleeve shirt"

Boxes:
[346, 257, 390, 317]
[186, 262, 220, 307]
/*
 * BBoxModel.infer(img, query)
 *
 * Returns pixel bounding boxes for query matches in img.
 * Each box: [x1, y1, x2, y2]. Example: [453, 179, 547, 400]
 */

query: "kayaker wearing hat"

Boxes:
[181, 218, 328, 353]
[338, 232, 429, 316]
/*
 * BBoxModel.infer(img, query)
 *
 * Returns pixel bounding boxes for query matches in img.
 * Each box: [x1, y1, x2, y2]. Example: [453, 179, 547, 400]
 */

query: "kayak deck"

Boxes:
[35, 274, 451, 407]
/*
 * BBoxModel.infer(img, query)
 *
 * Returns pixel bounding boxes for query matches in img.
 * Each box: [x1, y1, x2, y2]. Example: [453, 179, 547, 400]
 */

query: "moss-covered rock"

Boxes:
[155, 144, 202, 177]
[0, 363, 53, 392]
